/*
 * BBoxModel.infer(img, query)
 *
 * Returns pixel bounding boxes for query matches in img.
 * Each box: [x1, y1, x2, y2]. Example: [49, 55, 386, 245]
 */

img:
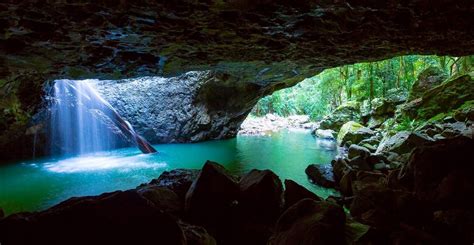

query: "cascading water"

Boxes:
[49, 79, 156, 156]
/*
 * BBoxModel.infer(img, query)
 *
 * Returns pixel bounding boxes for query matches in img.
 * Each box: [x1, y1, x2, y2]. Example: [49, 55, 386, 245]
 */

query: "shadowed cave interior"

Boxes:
[0, 1, 474, 244]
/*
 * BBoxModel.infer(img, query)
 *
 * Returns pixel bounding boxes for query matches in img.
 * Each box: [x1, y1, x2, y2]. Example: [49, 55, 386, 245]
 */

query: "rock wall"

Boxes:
[95, 71, 266, 143]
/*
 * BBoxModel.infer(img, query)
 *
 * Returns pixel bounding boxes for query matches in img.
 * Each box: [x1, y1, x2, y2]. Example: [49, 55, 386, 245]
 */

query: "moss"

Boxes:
[337, 121, 363, 143]
[414, 72, 474, 120]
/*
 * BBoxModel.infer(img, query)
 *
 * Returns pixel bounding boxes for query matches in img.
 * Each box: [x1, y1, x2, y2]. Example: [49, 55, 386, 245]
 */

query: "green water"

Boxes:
[0, 129, 337, 216]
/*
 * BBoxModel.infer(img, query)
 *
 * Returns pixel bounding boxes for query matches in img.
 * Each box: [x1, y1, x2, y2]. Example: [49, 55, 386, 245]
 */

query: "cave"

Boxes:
[0, 1, 473, 244]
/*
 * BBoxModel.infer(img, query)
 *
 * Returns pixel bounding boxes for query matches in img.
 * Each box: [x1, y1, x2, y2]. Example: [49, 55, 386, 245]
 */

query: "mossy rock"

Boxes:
[320, 101, 361, 131]
[408, 66, 447, 101]
[403, 72, 474, 120]
[337, 121, 375, 146]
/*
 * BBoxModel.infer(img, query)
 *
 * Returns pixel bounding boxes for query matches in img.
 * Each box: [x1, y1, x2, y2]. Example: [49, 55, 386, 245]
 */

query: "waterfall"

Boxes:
[49, 79, 156, 156]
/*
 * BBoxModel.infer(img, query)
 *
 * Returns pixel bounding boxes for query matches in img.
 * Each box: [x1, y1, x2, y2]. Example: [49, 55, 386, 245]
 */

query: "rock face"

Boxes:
[1, 0, 474, 160]
[96, 71, 257, 143]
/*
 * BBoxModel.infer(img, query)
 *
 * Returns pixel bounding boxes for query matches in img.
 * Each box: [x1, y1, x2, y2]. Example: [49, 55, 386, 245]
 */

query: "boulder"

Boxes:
[331, 158, 352, 182]
[319, 102, 360, 131]
[0, 190, 186, 245]
[180, 222, 217, 245]
[136, 186, 182, 216]
[351, 171, 387, 195]
[339, 171, 357, 196]
[312, 129, 336, 140]
[146, 169, 200, 200]
[337, 121, 375, 146]
[347, 156, 372, 171]
[432, 209, 474, 244]
[185, 161, 239, 231]
[239, 169, 284, 223]
[283, 180, 322, 209]
[408, 137, 474, 208]
[350, 186, 422, 229]
[0, 207, 3, 219]
[269, 199, 346, 245]
[348, 144, 371, 159]
[453, 100, 474, 122]
[305, 164, 336, 188]
[376, 131, 432, 155]
[403, 72, 474, 120]
[408, 67, 447, 101]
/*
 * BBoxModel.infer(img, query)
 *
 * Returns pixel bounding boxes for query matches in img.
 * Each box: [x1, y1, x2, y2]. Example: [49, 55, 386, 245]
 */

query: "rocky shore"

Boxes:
[238, 114, 317, 136]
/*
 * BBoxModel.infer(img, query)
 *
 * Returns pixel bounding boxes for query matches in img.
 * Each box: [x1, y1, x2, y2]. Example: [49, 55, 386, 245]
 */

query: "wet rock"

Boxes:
[408, 67, 447, 101]
[348, 144, 371, 159]
[331, 158, 351, 182]
[137, 186, 182, 216]
[239, 169, 284, 223]
[408, 137, 474, 208]
[313, 129, 336, 140]
[185, 161, 239, 231]
[146, 169, 200, 200]
[283, 179, 322, 209]
[180, 222, 217, 245]
[337, 121, 375, 146]
[269, 199, 346, 245]
[305, 164, 336, 188]
[348, 156, 372, 171]
[0, 190, 186, 245]
[376, 131, 432, 155]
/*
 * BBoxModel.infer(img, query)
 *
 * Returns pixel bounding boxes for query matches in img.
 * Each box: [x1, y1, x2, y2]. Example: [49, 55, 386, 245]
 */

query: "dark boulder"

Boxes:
[408, 137, 474, 208]
[350, 186, 423, 229]
[180, 222, 217, 245]
[0, 207, 3, 219]
[305, 164, 336, 188]
[351, 171, 387, 195]
[348, 144, 371, 159]
[331, 157, 352, 183]
[0, 190, 186, 245]
[136, 186, 182, 216]
[347, 156, 372, 171]
[238, 169, 284, 223]
[185, 161, 239, 231]
[145, 168, 200, 200]
[269, 199, 346, 245]
[283, 179, 322, 209]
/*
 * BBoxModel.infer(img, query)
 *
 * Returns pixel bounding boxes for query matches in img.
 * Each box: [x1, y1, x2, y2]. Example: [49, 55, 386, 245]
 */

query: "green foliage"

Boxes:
[252, 55, 474, 120]
[394, 117, 419, 132]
